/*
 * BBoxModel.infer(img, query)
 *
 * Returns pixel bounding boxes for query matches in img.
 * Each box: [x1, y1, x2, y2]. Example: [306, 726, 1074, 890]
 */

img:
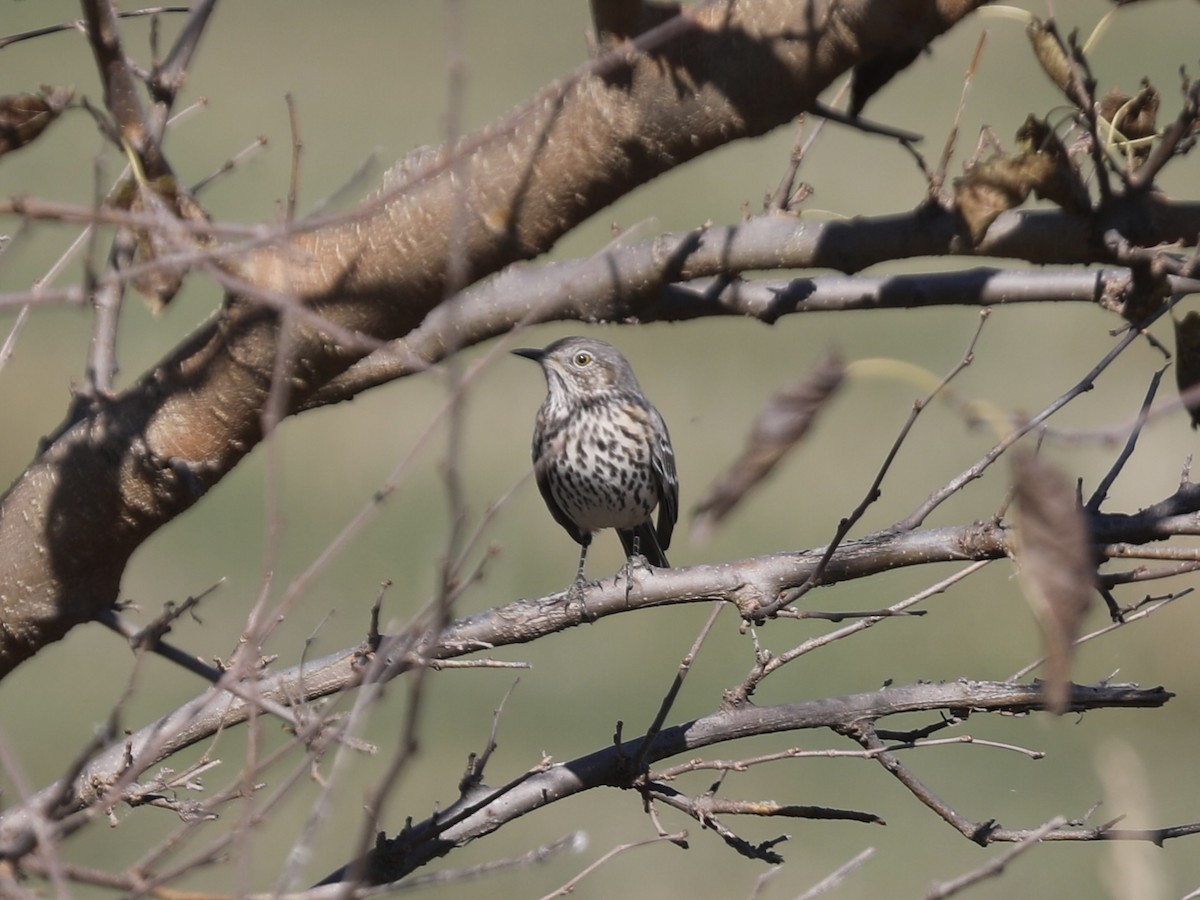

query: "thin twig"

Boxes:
[737, 556, 990, 703]
[898, 297, 1176, 531]
[632, 603, 725, 775]
[539, 832, 689, 900]
[796, 847, 877, 900]
[0, 6, 189, 49]
[285, 92, 302, 222]
[761, 310, 989, 616]
[931, 30, 988, 200]
[925, 817, 1066, 899]
[461, 679, 521, 793]
[1008, 588, 1192, 681]
[1086, 367, 1165, 511]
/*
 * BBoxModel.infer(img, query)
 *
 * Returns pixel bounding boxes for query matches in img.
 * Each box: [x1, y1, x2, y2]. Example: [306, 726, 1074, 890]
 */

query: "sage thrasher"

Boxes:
[514, 336, 678, 582]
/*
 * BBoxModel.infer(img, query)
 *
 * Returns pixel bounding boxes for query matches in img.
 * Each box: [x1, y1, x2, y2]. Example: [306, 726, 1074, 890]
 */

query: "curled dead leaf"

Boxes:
[1100, 81, 1159, 143]
[1012, 449, 1096, 715]
[1027, 18, 1074, 99]
[954, 117, 1088, 244]
[0, 87, 74, 158]
[110, 174, 213, 312]
[1099, 81, 1159, 168]
[1174, 311, 1200, 428]
[1115, 269, 1170, 325]
[692, 350, 844, 542]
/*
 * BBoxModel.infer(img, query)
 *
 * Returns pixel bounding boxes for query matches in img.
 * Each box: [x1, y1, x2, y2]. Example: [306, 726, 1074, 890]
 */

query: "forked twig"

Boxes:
[538, 831, 689, 900]
[760, 311, 990, 617]
[925, 817, 1066, 899]
[898, 296, 1176, 531]
[1086, 367, 1165, 511]
[632, 603, 725, 775]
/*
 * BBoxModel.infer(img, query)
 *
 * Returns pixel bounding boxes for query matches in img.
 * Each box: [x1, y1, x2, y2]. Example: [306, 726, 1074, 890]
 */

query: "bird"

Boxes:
[513, 336, 678, 583]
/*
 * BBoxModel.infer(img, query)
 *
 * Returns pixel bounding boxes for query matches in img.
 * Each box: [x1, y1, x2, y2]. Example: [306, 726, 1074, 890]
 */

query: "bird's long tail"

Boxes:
[618, 523, 669, 568]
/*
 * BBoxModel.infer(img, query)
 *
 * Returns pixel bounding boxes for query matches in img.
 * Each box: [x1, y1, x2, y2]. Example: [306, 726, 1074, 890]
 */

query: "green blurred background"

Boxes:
[2, 1, 1200, 897]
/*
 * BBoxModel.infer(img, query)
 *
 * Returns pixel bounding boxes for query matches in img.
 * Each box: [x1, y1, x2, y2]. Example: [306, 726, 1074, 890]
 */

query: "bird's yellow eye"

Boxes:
[573, 351, 592, 367]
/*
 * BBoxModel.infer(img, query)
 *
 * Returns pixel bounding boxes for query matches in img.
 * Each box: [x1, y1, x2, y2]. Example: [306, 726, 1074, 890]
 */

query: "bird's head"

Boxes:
[513, 337, 639, 396]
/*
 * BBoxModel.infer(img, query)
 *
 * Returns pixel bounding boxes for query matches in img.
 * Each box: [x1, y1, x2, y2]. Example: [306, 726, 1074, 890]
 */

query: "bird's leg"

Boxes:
[566, 536, 593, 617]
[574, 538, 590, 585]
[622, 533, 641, 605]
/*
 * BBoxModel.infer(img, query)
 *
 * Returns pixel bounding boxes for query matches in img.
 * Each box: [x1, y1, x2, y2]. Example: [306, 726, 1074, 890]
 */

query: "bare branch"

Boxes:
[305, 680, 1168, 886]
[925, 817, 1066, 899]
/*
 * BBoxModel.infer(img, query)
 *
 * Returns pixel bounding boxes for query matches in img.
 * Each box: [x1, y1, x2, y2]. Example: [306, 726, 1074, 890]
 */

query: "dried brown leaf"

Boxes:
[1012, 450, 1095, 715]
[1115, 268, 1170, 325]
[1174, 311, 1200, 428]
[110, 174, 213, 312]
[1027, 17, 1073, 98]
[1014, 117, 1090, 210]
[0, 87, 74, 158]
[1099, 82, 1159, 142]
[954, 117, 1088, 244]
[954, 159, 1030, 244]
[692, 351, 844, 542]
[1099, 80, 1159, 167]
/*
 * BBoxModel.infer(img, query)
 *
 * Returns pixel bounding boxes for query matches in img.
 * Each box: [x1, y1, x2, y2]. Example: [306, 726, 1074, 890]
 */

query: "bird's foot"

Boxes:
[617, 554, 652, 606]
[565, 576, 596, 621]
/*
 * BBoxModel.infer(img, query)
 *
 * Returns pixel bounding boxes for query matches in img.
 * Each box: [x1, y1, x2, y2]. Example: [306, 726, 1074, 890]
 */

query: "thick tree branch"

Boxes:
[0, 0, 990, 676]
[304, 205, 1200, 408]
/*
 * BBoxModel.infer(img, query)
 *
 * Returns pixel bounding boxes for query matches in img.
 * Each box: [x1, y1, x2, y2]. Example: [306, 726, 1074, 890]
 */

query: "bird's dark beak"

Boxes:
[512, 348, 545, 363]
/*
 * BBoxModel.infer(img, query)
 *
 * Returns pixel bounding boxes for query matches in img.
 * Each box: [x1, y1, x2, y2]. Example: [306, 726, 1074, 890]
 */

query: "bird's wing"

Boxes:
[649, 406, 679, 552]
[532, 436, 587, 545]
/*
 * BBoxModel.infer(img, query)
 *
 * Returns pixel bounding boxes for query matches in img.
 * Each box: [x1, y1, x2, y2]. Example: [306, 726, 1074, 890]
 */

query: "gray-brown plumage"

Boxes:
[514, 336, 678, 581]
